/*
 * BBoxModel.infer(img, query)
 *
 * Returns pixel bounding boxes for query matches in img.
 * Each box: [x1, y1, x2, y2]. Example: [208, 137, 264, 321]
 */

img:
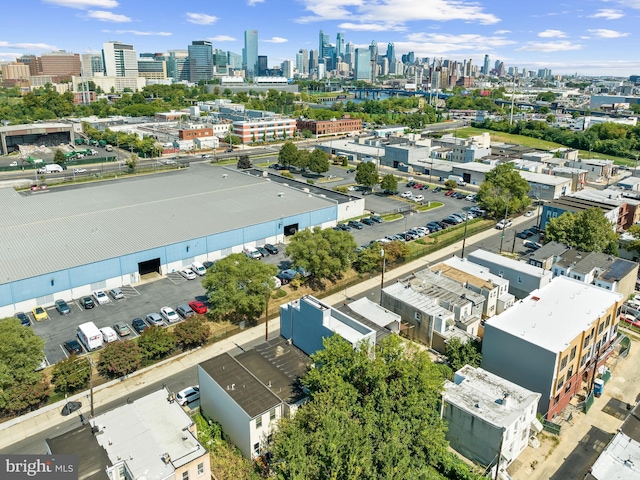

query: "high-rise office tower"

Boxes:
[336, 32, 345, 59]
[167, 50, 189, 81]
[369, 41, 378, 82]
[281, 59, 294, 78]
[227, 51, 242, 69]
[257, 55, 268, 76]
[386, 43, 395, 64]
[296, 52, 304, 74]
[319, 30, 330, 58]
[297, 49, 308, 74]
[102, 41, 138, 77]
[213, 49, 228, 75]
[243, 30, 258, 77]
[81, 54, 104, 76]
[40, 51, 81, 78]
[309, 49, 318, 73]
[188, 40, 213, 83]
[354, 48, 371, 82]
[483, 54, 490, 76]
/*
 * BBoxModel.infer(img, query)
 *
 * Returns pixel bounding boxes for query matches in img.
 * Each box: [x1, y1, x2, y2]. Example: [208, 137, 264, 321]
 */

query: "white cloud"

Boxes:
[0, 41, 58, 50]
[247, 0, 264, 5]
[43, 0, 118, 8]
[263, 36, 288, 43]
[494, 29, 511, 34]
[185, 12, 218, 25]
[109, 30, 172, 36]
[208, 35, 236, 42]
[589, 9, 624, 19]
[517, 40, 583, 52]
[392, 33, 514, 57]
[86, 10, 131, 22]
[616, 1, 640, 9]
[587, 28, 629, 38]
[338, 22, 407, 32]
[296, 0, 500, 25]
[538, 29, 567, 38]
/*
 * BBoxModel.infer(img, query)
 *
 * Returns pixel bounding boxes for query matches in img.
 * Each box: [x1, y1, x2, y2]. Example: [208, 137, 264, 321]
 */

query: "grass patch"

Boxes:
[416, 201, 443, 212]
[317, 176, 343, 183]
[382, 213, 403, 222]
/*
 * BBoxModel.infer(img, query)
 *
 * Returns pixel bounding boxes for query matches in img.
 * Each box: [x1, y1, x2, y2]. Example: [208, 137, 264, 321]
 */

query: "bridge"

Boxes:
[343, 87, 454, 101]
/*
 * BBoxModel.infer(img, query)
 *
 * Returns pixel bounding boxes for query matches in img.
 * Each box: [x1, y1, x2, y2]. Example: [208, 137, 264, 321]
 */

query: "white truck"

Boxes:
[37, 164, 64, 174]
[447, 175, 467, 186]
[77, 322, 103, 351]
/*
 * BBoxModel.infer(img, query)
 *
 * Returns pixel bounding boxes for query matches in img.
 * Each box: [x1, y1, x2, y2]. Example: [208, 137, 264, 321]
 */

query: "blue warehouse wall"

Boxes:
[206, 229, 245, 252]
[119, 247, 167, 274]
[69, 258, 121, 286]
[165, 237, 208, 263]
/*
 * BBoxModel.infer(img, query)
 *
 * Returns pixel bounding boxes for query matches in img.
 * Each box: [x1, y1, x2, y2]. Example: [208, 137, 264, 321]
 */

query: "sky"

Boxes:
[1, 0, 639, 76]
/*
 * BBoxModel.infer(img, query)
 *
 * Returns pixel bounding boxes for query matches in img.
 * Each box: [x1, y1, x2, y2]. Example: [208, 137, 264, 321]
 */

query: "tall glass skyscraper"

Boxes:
[386, 43, 395, 64]
[354, 48, 371, 82]
[483, 54, 490, 76]
[188, 41, 213, 83]
[336, 33, 345, 59]
[243, 30, 258, 78]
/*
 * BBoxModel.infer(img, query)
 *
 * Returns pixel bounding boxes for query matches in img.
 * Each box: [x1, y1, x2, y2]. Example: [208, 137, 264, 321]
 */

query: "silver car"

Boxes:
[146, 312, 164, 326]
[110, 288, 124, 300]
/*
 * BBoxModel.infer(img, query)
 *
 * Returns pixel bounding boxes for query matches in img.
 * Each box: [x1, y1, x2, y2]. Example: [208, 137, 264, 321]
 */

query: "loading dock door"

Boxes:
[463, 173, 471, 184]
[138, 258, 161, 276]
[284, 223, 299, 236]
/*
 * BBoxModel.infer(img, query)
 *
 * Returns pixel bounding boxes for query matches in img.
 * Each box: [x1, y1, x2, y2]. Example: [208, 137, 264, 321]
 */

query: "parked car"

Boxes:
[360, 217, 374, 226]
[32, 306, 49, 322]
[73, 168, 87, 174]
[132, 318, 148, 334]
[263, 244, 279, 255]
[225, 148, 234, 153]
[63, 339, 83, 355]
[55, 299, 71, 315]
[176, 386, 200, 406]
[160, 307, 180, 323]
[337, 223, 351, 231]
[465, 195, 475, 201]
[244, 248, 262, 259]
[347, 169, 356, 173]
[524, 240, 542, 250]
[529, 225, 542, 234]
[256, 246, 270, 257]
[524, 210, 534, 217]
[426, 222, 442, 232]
[201, 154, 212, 158]
[176, 304, 195, 319]
[348, 220, 364, 229]
[100, 327, 118, 343]
[146, 312, 164, 326]
[9, 161, 18, 167]
[621, 314, 640, 328]
[278, 269, 299, 281]
[443, 217, 459, 225]
[189, 301, 208, 315]
[15, 312, 30, 327]
[114, 321, 131, 336]
[433, 186, 442, 193]
[516, 230, 535, 239]
[109, 287, 124, 300]
[370, 215, 384, 223]
[80, 297, 95, 309]
[495, 219, 513, 230]
[93, 290, 109, 305]
[401, 191, 413, 198]
[202, 260, 215, 269]
[413, 194, 424, 202]
[444, 190, 455, 196]
[179, 268, 197, 280]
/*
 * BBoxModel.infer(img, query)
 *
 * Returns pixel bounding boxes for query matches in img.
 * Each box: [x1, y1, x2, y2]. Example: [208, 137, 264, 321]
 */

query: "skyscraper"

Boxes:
[227, 51, 242, 70]
[319, 30, 330, 58]
[243, 30, 258, 78]
[167, 50, 189, 81]
[483, 54, 490, 76]
[309, 49, 318, 74]
[298, 49, 308, 74]
[188, 40, 213, 83]
[354, 48, 371, 82]
[257, 56, 268, 76]
[386, 43, 395, 64]
[81, 53, 103, 76]
[281, 59, 294, 78]
[369, 41, 378, 82]
[336, 32, 345, 59]
[213, 49, 228, 75]
[102, 41, 138, 77]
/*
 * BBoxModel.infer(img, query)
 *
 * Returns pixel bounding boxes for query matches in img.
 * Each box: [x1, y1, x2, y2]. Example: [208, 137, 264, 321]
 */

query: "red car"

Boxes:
[621, 314, 640, 328]
[413, 183, 423, 189]
[445, 190, 456, 196]
[189, 300, 208, 315]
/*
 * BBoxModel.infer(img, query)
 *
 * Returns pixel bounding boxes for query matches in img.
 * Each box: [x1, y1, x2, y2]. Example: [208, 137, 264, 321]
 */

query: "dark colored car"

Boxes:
[426, 222, 442, 231]
[132, 318, 148, 334]
[55, 299, 71, 315]
[524, 240, 542, 250]
[420, 185, 430, 190]
[370, 215, 384, 223]
[443, 217, 458, 225]
[337, 223, 351, 231]
[256, 246, 270, 257]
[361, 218, 375, 226]
[433, 186, 442, 193]
[63, 340, 83, 355]
[80, 297, 95, 309]
[347, 169, 356, 173]
[435, 221, 448, 229]
[176, 304, 195, 319]
[225, 148, 234, 153]
[529, 225, 542, 234]
[15, 312, 30, 327]
[203, 261, 214, 269]
[264, 244, 279, 255]
[406, 181, 416, 187]
[517, 230, 535, 239]
[348, 220, 364, 229]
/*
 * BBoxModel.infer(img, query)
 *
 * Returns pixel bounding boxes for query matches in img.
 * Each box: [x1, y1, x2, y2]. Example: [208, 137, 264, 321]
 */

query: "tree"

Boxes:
[271, 335, 481, 479]
[237, 154, 252, 170]
[174, 316, 211, 350]
[0, 318, 49, 414]
[296, 149, 310, 171]
[380, 174, 398, 193]
[278, 141, 298, 167]
[445, 337, 482, 372]
[137, 326, 176, 361]
[355, 161, 379, 188]
[54, 149, 66, 165]
[308, 149, 330, 175]
[354, 243, 383, 273]
[202, 253, 278, 322]
[301, 129, 313, 138]
[285, 227, 357, 280]
[546, 207, 619, 254]
[476, 163, 532, 217]
[97, 341, 142, 379]
[126, 153, 138, 173]
[52, 356, 91, 393]
[381, 240, 410, 263]
[224, 134, 241, 145]
[444, 179, 457, 190]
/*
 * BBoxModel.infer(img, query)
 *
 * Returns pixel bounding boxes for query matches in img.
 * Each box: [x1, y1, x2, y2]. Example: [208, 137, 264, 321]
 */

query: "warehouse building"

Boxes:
[0, 165, 348, 317]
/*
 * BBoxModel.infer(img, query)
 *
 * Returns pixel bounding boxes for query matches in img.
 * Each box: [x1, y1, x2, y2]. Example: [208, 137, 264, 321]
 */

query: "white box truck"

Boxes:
[37, 164, 64, 174]
[447, 175, 467, 186]
[77, 322, 103, 351]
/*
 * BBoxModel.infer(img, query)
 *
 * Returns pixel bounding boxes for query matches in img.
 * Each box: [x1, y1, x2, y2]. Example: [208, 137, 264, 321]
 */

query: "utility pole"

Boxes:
[264, 285, 270, 341]
[89, 358, 95, 418]
[499, 200, 509, 253]
[380, 248, 386, 305]
[461, 211, 469, 258]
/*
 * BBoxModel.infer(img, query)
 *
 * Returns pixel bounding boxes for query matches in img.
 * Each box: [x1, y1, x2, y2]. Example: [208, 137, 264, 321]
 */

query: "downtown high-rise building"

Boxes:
[243, 30, 258, 77]
[257, 55, 268, 76]
[336, 32, 345, 60]
[309, 49, 318, 74]
[354, 48, 371, 82]
[319, 30, 330, 58]
[386, 43, 395, 64]
[81, 53, 103, 77]
[227, 51, 242, 70]
[102, 41, 138, 77]
[483, 54, 490, 76]
[281, 59, 294, 78]
[188, 40, 213, 83]
[369, 41, 378, 81]
[167, 50, 189, 81]
[297, 49, 308, 74]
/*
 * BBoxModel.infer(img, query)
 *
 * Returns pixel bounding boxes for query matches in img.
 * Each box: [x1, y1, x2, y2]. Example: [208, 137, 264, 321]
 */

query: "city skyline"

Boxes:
[1, 0, 639, 76]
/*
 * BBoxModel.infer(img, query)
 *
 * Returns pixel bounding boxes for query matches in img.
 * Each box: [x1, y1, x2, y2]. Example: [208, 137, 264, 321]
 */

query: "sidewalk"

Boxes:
[0, 214, 531, 449]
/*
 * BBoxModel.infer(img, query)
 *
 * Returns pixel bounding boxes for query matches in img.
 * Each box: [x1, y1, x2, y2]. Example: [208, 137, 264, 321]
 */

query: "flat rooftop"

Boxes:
[0, 122, 73, 134]
[0, 165, 337, 283]
[588, 431, 640, 480]
[46, 424, 111, 480]
[468, 249, 551, 278]
[432, 256, 508, 291]
[444, 365, 540, 429]
[485, 276, 623, 352]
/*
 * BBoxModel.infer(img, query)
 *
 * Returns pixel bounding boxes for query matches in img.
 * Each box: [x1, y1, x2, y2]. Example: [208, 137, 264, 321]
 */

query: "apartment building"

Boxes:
[233, 117, 297, 143]
[296, 116, 362, 136]
[482, 277, 624, 420]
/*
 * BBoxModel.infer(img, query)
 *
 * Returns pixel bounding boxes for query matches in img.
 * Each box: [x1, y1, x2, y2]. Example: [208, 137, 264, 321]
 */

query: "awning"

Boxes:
[530, 418, 544, 434]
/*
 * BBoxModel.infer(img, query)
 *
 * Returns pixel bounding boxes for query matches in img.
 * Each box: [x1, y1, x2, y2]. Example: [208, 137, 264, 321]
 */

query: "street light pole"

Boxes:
[461, 211, 469, 258]
[380, 248, 386, 305]
[499, 200, 509, 253]
[264, 284, 270, 341]
[88, 358, 94, 418]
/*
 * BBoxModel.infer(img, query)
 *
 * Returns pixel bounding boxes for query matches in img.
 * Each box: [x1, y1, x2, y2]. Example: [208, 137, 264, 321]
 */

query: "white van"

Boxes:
[191, 262, 206, 276]
[77, 322, 104, 351]
[448, 175, 466, 186]
[100, 327, 117, 343]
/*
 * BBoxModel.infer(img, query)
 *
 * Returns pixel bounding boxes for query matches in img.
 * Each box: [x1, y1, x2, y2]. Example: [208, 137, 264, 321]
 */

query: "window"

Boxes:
[270, 409, 276, 421]
[569, 346, 576, 361]
[598, 322, 604, 334]
[197, 463, 204, 476]
[567, 366, 574, 380]
[253, 443, 260, 455]
[565, 381, 572, 393]
[580, 354, 588, 367]
[521, 429, 528, 441]
[583, 334, 591, 349]
[554, 394, 560, 405]
[256, 416, 262, 428]
[560, 355, 568, 370]
[182, 472, 189, 480]
[556, 376, 565, 391]
[414, 311, 421, 321]
[606, 315, 611, 327]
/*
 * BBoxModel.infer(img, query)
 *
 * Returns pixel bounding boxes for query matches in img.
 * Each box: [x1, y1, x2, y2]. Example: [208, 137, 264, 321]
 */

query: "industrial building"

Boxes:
[0, 165, 361, 317]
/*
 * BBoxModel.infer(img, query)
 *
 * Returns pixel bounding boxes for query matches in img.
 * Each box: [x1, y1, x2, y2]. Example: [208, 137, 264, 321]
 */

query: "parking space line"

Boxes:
[59, 345, 69, 359]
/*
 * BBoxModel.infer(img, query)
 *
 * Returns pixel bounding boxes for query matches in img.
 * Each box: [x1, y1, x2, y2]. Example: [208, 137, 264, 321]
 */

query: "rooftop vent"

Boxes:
[161, 453, 171, 464]
[278, 192, 285, 197]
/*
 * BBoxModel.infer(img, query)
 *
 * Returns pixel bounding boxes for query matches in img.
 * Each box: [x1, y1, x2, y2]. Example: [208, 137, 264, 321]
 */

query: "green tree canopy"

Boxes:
[137, 326, 176, 361]
[271, 335, 481, 479]
[445, 338, 482, 372]
[355, 160, 379, 188]
[476, 163, 532, 217]
[97, 341, 142, 379]
[174, 316, 211, 350]
[52, 356, 90, 394]
[237, 154, 252, 170]
[545, 207, 619, 254]
[202, 253, 278, 322]
[285, 227, 357, 280]
[308, 149, 330, 175]
[278, 141, 299, 167]
[54, 149, 66, 165]
[380, 174, 398, 193]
